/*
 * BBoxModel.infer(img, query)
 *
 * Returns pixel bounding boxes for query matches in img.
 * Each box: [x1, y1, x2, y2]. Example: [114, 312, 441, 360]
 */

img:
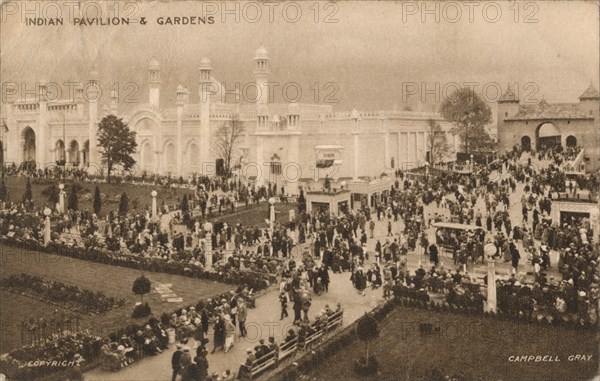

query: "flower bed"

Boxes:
[0, 274, 126, 314]
[0, 288, 239, 380]
[0, 332, 103, 381]
[0, 237, 272, 292]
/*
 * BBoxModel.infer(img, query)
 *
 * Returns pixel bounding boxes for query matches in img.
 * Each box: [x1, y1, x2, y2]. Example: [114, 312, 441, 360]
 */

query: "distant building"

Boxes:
[497, 83, 600, 173]
[0, 46, 458, 194]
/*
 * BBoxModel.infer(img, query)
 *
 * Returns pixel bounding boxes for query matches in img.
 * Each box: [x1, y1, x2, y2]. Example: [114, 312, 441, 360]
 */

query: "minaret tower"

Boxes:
[199, 57, 212, 173]
[254, 45, 270, 107]
[148, 57, 160, 108]
[87, 68, 99, 173]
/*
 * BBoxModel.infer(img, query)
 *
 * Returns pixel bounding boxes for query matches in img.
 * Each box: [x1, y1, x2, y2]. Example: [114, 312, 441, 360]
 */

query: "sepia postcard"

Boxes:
[0, 1, 599, 381]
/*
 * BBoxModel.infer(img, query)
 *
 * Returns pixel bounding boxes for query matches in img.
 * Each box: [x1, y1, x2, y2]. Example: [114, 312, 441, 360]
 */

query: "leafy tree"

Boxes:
[42, 184, 59, 205]
[297, 189, 306, 213]
[93, 185, 102, 215]
[440, 87, 494, 154]
[97, 115, 137, 183]
[118, 192, 129, 215]
[356, 312, 380, 364]
[426, 118, 449, 166]
[67, 183, 78, 211]
[22, 177, 33, 203]
[132, 274, 151, 302]
[0, 177, 7, 202]
[213, 115, 245, 177]
[181, 194, 189, 214]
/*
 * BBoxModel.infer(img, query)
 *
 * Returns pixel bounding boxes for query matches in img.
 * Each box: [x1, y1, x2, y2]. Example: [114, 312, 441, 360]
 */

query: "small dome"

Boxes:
[254, 45, 269, 60]
[148, 57, 159, 70]
[177, 84, 184, 92]
[199, 57, 212, 71]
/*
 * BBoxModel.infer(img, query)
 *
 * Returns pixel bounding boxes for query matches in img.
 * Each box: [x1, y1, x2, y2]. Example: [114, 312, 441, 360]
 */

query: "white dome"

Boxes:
[254, 45, 269, 60]
[199, 57, 212, 71]
[148, 57, 159, 70]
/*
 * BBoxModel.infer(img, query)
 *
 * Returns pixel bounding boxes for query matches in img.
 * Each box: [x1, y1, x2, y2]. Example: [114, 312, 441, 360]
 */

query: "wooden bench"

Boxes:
[277, 336, 298, 362]
[238, 349, 278, 380]
[299, 327, 323, 349]
[326, 310, 344, 332]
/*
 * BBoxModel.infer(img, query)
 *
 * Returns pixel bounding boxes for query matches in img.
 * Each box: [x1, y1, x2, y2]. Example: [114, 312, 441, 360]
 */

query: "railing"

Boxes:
[238, 310, 344, 380]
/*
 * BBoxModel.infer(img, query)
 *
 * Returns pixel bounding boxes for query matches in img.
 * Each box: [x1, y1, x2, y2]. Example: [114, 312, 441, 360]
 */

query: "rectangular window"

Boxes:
[270, 162, 282, 175]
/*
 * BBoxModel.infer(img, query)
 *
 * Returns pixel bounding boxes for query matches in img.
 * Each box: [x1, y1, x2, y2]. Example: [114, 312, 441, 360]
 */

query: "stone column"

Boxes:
[43, 208, 52, 245]
[486, 261, 497, 313]
[353, 132, 359, 180]
[383, 119, 390, 169]
[58, 184, 65, 213]
[151, 190, 158, 220]
[203, 222, 213, 270]
[255, 136, 264, 186]
[288, 134, 300, 195]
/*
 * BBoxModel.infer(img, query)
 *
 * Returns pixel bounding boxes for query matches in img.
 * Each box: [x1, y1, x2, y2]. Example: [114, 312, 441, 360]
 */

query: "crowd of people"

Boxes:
[1, 141, 599, 380]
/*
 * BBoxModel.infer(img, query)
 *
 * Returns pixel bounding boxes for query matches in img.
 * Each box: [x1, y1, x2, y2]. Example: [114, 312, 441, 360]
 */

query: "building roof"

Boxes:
[499, 87, 518, 103]
[505, 102, 593, 121]
[579, 83, 599, 100]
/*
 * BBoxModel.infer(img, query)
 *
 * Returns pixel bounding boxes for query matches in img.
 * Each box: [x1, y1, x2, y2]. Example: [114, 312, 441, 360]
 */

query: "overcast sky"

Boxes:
[1, 0, 598, 114]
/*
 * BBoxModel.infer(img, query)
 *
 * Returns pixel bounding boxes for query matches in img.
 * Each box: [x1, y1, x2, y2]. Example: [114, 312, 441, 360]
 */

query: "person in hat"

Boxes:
[171, 344, 183, 381]
[68, 354, 85, 381]
[223, 314, 236, 353]
[179, 346, 193, 380]
[211, 315, 226, 354]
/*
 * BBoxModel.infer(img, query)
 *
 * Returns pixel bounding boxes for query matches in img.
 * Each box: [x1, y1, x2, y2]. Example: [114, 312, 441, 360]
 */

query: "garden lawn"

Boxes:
[304, 307, 598, 381]
[0, 289, 77, 353]
[0, 244, 231, 354]
[207, 202, 297, 228]
[4, 175, 194, 216]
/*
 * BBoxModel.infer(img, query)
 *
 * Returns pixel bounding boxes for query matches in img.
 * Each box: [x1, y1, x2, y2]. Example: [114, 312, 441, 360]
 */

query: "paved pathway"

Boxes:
[86, 154, 564, 380]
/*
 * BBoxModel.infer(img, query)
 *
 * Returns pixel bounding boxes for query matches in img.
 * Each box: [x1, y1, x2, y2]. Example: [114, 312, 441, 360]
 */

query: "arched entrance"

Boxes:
[82, 140, 90, 166]
[270, 153, 282, 191]
[140, 141, 154, 173]
[536, 122, 561, 151]
[521, 136, 531, 151]
[54, 140, 66, 163]
[21, 127, 36, 163]
[186, 141, 199, 175]
[163, 141, 176, 175]
[68, 140, 80, 166]
[566, 135, 577, 148]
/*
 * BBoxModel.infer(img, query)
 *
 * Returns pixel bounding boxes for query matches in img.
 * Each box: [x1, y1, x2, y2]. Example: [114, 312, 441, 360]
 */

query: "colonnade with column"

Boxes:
[396, 131, 428, 170]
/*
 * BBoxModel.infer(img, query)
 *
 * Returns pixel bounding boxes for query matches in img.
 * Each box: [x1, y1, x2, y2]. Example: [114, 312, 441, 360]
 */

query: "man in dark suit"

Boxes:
[171, 344, 183, 381]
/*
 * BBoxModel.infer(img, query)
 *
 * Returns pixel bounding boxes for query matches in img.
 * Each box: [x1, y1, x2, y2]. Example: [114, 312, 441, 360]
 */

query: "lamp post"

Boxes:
[58, 183, 65, 214]
[151, 190, 158, 220]
[203, 221, 213, 270]
[268, 196, 276, 242]
[470, 154, 474, 173]
[43, 207, 51, 245]
[484, 243, 499, 313]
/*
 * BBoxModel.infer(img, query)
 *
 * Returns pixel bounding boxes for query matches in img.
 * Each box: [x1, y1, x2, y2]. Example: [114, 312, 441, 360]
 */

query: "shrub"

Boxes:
[93, 185, 102, 215]
[132, 274, 151, 302]
[355, 312, 380, 376]
[132, 302, 152, 319]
